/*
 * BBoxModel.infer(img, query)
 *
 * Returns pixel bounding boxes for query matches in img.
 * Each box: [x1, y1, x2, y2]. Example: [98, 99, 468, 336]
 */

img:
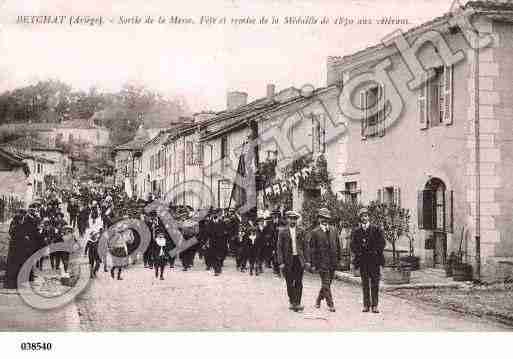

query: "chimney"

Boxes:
[266, 84, 275, 101]
[227, 91, 248, 111]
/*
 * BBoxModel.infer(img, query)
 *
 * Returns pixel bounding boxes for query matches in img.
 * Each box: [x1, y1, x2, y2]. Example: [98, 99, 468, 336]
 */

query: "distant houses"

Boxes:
[111, 2, 513, 280]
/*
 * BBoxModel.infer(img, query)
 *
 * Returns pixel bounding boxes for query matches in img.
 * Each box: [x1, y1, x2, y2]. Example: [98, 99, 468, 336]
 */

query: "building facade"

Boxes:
[327, 2, 513, 278]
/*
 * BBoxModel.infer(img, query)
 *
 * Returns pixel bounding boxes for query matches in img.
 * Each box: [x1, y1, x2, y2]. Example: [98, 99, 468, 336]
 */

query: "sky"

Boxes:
[0, 0, 460, 112]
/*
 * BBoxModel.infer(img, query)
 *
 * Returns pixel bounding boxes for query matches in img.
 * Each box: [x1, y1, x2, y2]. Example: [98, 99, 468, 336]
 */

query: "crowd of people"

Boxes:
[5, 184, 386, 314]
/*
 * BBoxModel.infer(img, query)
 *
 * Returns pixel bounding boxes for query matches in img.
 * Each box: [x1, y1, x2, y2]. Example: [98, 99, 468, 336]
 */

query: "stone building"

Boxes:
[326, 1, 513, 278]
[0, 136, 71, 186]
[199, 84, 344, 211]
[0, 148, 30, 202]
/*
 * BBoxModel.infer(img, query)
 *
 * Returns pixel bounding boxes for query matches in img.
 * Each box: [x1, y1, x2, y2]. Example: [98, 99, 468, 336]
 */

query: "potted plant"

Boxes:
[445, 252, 457, 277]
[399, 232, 421, 271]
[368, 201, 412, 285]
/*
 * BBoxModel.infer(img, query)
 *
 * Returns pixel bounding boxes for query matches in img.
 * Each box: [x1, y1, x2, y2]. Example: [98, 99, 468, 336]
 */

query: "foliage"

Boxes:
[0, 79, 190, 145]
[322, 189, 364, 229]
[300, 190, 323, 231]
[367, 200, 411, 265]
[283, 153, 331, 191]
[255, 158, 276, 191]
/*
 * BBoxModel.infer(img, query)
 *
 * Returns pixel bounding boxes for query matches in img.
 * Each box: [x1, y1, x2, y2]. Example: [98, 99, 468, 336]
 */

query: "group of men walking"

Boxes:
[275, 207, 385, 314]
[5, 184, 386, 314]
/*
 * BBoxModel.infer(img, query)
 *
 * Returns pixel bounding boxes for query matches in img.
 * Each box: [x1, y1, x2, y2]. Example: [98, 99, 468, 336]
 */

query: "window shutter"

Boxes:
[186, 141, 193, 165]
[423, 190, 435, 230]
[417, 190, 424, 229]
[442, 65, 453, 125]
[379, 84, 386, 137]
[311, 114, 319, 153]
[446, 190, 454, 233]
[196, 143, 204, 165]
[360, 91, 367, 139]
[419, 76, 428, 130]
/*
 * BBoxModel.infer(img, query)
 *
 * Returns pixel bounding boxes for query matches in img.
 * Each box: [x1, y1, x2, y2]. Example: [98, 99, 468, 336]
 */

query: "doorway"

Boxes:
[421, 177, 448, 267]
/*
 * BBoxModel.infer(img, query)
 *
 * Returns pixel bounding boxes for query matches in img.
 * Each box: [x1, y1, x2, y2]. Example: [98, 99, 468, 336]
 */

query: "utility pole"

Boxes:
[474, 31, 481, 282]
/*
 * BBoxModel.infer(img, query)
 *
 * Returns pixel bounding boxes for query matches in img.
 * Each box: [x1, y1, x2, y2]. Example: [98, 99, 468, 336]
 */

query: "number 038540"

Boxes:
[20, 342, 53, 351]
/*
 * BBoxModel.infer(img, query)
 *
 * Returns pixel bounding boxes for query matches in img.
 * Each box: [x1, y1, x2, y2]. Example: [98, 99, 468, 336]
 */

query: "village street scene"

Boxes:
[2, 1, 513, 332]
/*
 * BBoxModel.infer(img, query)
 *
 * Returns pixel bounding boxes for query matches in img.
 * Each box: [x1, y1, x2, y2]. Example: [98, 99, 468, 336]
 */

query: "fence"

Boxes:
[0, 195, 25, 223]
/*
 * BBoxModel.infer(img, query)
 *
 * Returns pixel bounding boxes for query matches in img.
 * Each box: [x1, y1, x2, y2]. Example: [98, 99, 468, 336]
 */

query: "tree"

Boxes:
[367, 201, 411, 266]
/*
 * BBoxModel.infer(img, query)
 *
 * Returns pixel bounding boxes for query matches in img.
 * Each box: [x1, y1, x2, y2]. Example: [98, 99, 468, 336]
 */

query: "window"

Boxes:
[221, 136, 229, 172]
[36, 181, 43, 196]
[377, 186, 401, 207]
[221, 136, 228, 160]
[312, 114, 323, 153]
[194, 143, 204, 165]
[360, 85, 386, 138]
[384, 187, 394, 205]
[266, 150, 278, 161]
[343, 181, 359, 203]
[186, 141, 194, 165]
[419, 65, 453, 129]
[418, 181, 453, 233]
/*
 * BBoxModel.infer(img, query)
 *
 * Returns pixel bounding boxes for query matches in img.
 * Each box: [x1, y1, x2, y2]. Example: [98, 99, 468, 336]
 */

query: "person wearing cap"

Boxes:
[85, 229, 102, 279]
[60, 225, 77, 275]
[350, 207, 385, 313]
[36, 218, 52, 271]
[254, 214, 267, 275]
[241, 224, 259, 276]
[265, 209, 282, 277]
[206, 208, 227, 276]
[78, 202, 91, 239]
[67, 198, 79, 229]
[261, 213, 274, 271]
[277, 210, 310, 312]
[309, 208, 341, 312]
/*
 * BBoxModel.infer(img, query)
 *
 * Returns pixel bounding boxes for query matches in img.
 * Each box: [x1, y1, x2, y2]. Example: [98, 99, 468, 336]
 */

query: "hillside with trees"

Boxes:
[0, 79, 191, 145]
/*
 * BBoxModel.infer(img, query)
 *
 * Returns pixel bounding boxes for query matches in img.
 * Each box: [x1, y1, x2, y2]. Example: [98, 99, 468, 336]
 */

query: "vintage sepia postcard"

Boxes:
[0, 0, 512, 356]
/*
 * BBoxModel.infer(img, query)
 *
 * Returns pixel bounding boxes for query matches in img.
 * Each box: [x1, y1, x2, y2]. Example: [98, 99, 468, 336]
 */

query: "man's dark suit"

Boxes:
[207, 219, 227, 275]
[350, 224, 385, 309]
[277, 226, 309, 307]
[310, 226, 340, 307]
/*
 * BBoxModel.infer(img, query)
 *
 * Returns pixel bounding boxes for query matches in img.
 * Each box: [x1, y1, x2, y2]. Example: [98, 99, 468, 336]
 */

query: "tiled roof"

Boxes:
[113, 137, 148, 151]
[0, 148, 26, 167]
[0, 136, 63, 152]
[163, 122, 199, 144]
[0, 146, 55, 164]
[334, 1, 513, 68]
[199, 86, 334, 141]
[58, 118, 107, 130]
[467, 1, 513, 11]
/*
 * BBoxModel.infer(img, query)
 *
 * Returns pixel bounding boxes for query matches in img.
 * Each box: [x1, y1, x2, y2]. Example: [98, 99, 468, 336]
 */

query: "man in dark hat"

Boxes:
[350, 207, 385, 313]
[255, 214, 267, 275]
[78, 202, 90, 238]
[5, 209, 27, 289]
[207, 208, 227, 276]
[310, 208, 340, 312]
[277, 210, 310, 312]
[265, 208, 282, 277]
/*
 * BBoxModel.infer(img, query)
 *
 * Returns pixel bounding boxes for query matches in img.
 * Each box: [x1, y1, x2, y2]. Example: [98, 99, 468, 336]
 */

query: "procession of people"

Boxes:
[4, 182, 385, 314]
